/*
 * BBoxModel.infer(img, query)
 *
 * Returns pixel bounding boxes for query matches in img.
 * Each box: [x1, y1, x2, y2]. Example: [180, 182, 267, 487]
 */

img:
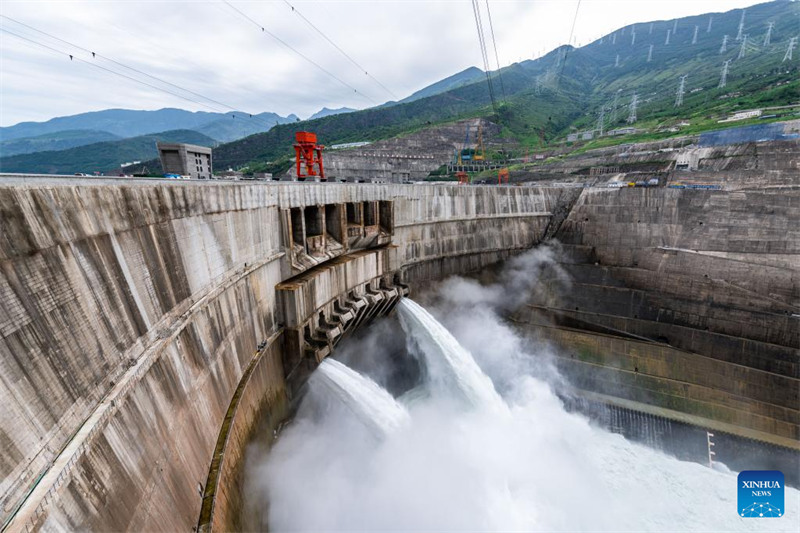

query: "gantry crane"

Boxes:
[293, 131, 325, 181]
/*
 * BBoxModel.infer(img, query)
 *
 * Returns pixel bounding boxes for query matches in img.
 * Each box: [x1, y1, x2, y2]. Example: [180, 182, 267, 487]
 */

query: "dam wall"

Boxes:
[512, 187, 799, 448]
[0, 178, 557, 532]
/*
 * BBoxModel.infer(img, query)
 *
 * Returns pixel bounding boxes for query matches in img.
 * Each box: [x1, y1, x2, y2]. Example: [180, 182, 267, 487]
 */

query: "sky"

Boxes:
[0, 0, 769, 126]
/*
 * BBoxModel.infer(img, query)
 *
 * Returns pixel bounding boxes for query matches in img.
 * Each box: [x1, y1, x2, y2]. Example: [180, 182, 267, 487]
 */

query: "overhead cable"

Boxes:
[281, 0, 399, 100]
[222, 0, 377, 105]
[0, 16, 287, 131]
[484, 0, 507, 102]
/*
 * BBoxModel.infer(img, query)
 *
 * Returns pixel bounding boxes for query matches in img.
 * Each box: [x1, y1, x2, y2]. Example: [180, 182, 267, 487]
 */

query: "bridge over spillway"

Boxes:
[0, 177, 797, 532]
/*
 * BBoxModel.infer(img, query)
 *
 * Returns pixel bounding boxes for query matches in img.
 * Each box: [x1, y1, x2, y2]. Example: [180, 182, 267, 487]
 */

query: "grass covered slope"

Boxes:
[0, 129, 216, 174]
[0, 130, 121, 157]
[214, 1, 798, 171]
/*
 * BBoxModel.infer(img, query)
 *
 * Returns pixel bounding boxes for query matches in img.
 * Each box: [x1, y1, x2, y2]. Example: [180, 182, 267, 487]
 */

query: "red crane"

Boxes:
[498, 168, 509, 185]
[293, 131, 325, 181]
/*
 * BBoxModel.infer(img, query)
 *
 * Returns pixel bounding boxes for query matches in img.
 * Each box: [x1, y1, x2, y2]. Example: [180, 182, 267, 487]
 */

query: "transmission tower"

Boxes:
[692, 26, 699, 45]
[612, 33, 616, 45]
[647, 44, 653, 62]
[784, 37, 798, 62]
[666, 29, 671, 45]
[707, 16, 713, 33]
[764, 22, 774, 47]
[736, 10, 746, 41]
[631, 29, 636, 46]
[627, 92, 638, 124]
[596, 106, 606, 136]
[675, 75, 687, 107]
[615, 54, 620, 67]
[718, 59, 731, 88]
[612, 88, 621, 122]
[673, 19, 678, 35]
[649, 23, 653, 35]
[720, 34, 728, 53]
[738, 34, 748, 59]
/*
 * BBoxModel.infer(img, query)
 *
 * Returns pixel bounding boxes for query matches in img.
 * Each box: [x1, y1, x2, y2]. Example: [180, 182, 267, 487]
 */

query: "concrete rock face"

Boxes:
[514, 136, 800, 189]
[1, 179, 796, 532]
[512, 187, 799, 448]
[324, 118, 505, 183]
[0, 179, 556, 532]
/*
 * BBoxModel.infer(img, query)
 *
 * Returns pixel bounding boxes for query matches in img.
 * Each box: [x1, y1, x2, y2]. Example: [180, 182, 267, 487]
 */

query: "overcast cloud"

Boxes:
[0, 0, 763, 126]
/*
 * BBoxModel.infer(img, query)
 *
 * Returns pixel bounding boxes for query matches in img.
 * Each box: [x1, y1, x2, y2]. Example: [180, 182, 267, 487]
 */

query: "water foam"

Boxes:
[253, 300, 799, 531]
[312, 358, 409, 436]
[397, 298, 506, 412]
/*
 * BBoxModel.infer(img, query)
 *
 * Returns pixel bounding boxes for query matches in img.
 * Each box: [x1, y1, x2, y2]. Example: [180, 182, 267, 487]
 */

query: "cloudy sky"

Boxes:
[0, 0, 764, 126]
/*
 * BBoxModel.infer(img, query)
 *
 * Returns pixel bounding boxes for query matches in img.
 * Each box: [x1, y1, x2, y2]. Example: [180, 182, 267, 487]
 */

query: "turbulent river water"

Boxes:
[246, 295, 798, 531]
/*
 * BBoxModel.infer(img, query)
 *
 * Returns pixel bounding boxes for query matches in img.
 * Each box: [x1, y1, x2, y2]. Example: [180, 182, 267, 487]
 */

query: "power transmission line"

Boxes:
[484, 0, 507, 102]
[763, 21, 774, 47]
[222, 0, 377, 105]
[596, 106, 605, 136]
[0, 26, 279, 128]
[280, 0, 399, 100]
[675, 75, 687, 107]
[0, 14, 280, 130]
[627, 92, 638, 124]
[719, 59, 731, 88]
[556, 0, 582, 89]
[470, 0, 498, 113]
[738, 34, 748, 60]
[784, 37, 797, 61]
[736, 10, 746, 41]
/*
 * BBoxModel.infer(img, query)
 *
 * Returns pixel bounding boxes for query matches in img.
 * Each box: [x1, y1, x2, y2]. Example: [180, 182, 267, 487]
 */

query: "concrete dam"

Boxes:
[0, 178, 797, 531]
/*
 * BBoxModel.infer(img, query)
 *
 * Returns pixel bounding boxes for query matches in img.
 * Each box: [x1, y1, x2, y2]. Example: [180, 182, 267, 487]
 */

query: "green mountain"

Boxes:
[0, 129, 121, 157]
[309, 107, 357, 120]
[0, 108, 297, 143]
[196, 112, 299, 142]
[398, 66, 486, 104]
[0, 129, 216, 174]
[213, 0, 799, 171]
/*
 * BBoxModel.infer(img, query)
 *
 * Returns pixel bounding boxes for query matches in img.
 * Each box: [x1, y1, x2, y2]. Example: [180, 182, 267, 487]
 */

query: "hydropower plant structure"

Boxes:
[0, 175, 797, 531]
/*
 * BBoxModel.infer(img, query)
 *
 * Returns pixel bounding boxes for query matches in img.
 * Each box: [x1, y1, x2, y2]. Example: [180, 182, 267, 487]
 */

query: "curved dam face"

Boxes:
[0, 179, 796, 531]
[0, 179, 555, 532]
[520, 188, 798, 448]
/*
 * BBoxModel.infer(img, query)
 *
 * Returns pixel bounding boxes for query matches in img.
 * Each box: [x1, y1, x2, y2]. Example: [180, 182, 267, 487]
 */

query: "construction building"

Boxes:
[157, 142, 213, 179]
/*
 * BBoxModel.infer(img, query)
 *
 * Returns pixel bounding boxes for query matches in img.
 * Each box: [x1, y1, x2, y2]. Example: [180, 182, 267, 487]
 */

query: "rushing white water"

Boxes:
[312, 358, 410, 436]
[396, 298, 506, 412]
[252, 289, 799, 531]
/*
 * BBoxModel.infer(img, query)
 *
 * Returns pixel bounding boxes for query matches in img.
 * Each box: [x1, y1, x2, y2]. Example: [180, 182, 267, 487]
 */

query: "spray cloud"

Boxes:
[244, 245, 799, 531]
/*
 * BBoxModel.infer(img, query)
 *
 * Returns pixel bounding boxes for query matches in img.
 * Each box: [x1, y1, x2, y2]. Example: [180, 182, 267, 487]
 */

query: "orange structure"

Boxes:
[456, 171, 470, 185]
[293, 131, 325, 181]
[498, 168, 509, 185]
